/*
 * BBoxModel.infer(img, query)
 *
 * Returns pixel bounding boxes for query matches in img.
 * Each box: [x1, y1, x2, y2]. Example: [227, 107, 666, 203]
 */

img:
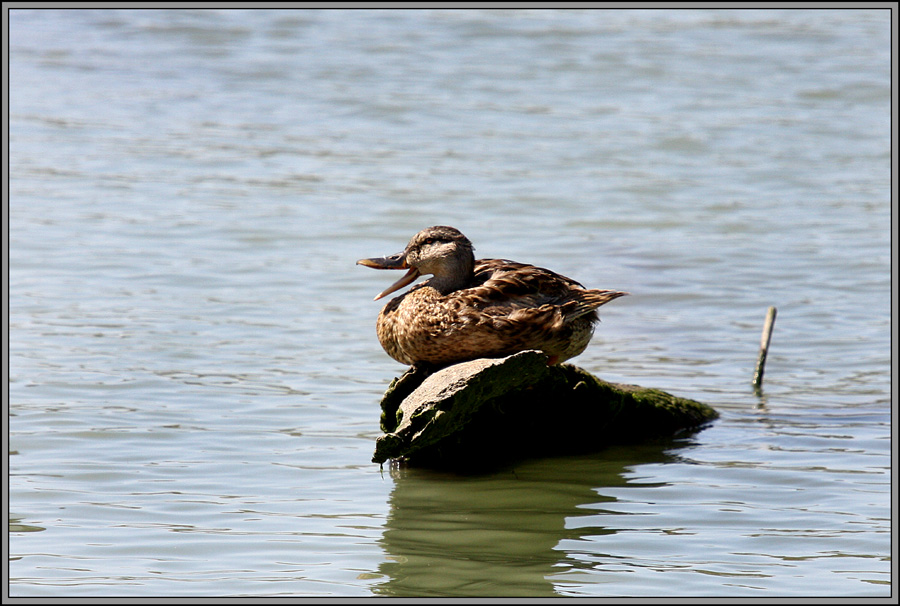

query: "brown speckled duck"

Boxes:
[357, 226, 628, 368]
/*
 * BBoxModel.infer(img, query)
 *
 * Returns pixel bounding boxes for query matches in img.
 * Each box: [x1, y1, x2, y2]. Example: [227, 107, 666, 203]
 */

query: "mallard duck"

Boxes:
[357, 225, 628, 368]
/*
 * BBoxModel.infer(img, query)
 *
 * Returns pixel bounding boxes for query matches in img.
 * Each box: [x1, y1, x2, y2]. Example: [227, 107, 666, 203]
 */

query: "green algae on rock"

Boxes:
[372, 350, 718, 469]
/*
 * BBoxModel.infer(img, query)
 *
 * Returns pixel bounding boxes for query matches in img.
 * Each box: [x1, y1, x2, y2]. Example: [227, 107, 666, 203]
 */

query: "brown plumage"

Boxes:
[357, 226, 628, 368]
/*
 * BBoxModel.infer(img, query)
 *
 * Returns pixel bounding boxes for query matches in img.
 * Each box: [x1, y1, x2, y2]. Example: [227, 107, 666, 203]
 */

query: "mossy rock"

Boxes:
[372, 350, 718, 470]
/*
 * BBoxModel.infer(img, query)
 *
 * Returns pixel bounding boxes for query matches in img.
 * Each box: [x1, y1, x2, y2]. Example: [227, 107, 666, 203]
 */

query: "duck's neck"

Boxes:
[426, 253, 475, 295]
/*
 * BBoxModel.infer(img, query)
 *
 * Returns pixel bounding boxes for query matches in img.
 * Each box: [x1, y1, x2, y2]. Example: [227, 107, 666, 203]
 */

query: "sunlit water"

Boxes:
[9, 8, 892, 597]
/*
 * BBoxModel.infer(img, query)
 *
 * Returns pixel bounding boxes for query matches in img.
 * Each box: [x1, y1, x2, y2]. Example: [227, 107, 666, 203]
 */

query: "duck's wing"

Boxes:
[465, 258, 616, 319]
[472, 258, 586, 297]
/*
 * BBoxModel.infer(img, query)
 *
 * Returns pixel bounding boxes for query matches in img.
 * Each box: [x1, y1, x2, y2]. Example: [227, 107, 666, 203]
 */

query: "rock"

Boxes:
[372, 350, 719, 469]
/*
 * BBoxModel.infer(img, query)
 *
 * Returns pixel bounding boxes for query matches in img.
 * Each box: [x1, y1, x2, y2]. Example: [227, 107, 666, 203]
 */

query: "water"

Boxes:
[8, 8, 892, 598]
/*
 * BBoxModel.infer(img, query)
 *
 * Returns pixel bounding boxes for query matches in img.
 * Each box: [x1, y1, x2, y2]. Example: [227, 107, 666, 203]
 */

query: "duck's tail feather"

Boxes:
[564, 289, 629, 321]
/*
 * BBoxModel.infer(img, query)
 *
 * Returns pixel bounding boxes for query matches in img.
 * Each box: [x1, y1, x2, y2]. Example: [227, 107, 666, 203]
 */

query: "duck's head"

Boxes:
[357, 226, 476, 300]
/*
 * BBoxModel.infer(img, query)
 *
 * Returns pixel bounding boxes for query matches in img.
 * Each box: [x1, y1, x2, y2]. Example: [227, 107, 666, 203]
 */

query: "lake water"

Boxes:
[8, 8, 893, 598]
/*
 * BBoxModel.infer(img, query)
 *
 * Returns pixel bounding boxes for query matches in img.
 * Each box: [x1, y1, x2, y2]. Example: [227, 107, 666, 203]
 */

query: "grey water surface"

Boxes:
[9, 8, 892, 597]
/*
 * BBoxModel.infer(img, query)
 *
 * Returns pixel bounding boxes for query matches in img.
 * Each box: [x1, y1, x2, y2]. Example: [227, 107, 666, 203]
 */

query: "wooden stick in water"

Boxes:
[752, 306, 777, 390]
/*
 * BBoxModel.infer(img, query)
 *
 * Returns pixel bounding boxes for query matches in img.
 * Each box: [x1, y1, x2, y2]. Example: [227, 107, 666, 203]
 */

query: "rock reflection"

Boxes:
[373, 439, 688, 597]
[9, 515, 46, 534]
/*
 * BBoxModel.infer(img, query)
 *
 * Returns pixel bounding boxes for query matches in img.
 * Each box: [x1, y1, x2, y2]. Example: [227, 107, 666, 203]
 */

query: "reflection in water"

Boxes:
[9, 516, 46, 534]
[374, 439, 691, 597]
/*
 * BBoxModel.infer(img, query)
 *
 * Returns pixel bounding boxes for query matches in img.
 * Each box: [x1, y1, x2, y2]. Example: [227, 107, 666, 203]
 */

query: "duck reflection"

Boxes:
[373, 438, 695, 597]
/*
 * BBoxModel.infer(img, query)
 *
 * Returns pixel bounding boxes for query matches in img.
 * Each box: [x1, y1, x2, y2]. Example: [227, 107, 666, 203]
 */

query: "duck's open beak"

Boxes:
[356, 252, 421, 301]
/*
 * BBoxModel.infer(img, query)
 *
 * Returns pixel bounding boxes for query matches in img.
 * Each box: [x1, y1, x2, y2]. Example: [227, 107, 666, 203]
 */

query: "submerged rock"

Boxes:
[372, 350, 718, 469]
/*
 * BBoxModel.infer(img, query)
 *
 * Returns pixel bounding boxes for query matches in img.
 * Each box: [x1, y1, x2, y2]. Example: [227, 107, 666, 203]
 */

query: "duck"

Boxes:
[357, 225, 628, 368]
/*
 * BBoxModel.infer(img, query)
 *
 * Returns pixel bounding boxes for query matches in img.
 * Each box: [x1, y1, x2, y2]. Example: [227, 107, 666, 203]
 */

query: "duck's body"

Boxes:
[358, 226, 627, 368]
